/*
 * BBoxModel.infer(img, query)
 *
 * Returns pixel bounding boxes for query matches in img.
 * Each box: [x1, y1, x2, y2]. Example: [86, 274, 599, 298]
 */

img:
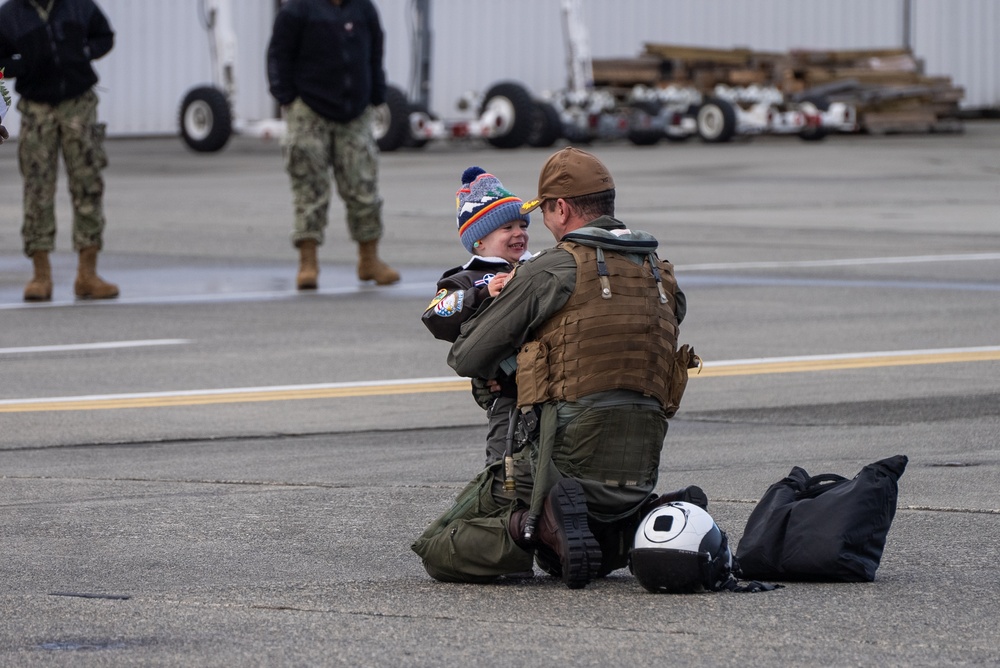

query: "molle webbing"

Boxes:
[516, 242, 679, 407]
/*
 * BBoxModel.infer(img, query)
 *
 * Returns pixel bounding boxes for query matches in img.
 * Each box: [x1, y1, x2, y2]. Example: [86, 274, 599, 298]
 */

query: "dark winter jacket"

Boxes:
[422, 255, 524, 344]
[0, 0, 114, 104]
[267, 0, 386, 123]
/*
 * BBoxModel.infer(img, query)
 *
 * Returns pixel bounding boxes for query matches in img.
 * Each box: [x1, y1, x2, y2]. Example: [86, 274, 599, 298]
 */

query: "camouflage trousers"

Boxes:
[282, 99, 383, 248]
[17, 89, 108, 257]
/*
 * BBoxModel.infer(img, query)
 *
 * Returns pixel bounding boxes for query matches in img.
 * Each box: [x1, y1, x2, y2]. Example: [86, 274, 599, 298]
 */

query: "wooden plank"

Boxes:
[803, 68, 923, 85]
[788, 47, 913, 66]
[592, 57, 662, 86]
[727, 69, 769, 86]
[643, 43, 756, 65]
[861, 109, 938, 134]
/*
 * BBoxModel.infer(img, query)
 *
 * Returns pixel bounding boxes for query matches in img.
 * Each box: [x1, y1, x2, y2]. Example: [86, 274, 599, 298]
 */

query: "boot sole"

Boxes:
[357, 272, 400, 286]
[296, 271, 318, 290]
[682, 485, 709, 511]
[550, 479, 602, 589]
[74, 289, 120, 300]
[24, 282, 53, 301]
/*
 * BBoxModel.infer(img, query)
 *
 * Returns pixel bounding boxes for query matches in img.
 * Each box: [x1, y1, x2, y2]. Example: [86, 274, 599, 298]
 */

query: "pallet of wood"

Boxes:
[780, 48, 964, 134]
[637, 43, 783, 90]
[590, 56, 664, 87]
[592, 43, 965, 135]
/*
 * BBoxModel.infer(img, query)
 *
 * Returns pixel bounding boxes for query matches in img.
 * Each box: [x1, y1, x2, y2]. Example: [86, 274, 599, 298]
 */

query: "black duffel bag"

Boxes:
[735, 455, 908, 582]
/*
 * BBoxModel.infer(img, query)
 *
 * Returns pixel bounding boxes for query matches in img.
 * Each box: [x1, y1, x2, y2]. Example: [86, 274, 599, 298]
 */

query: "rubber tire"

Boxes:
[696, 97, 737, 143]
[798, 94, 832, 112]
[374, 85, 411, 153]
[627, 101, 663, 146]
[797, 95, 831, 142]
[179, 86, 233, 153]
[527, 101, 562, 148]
[481, 81, 534, 149]
[403, 103, 432, 149]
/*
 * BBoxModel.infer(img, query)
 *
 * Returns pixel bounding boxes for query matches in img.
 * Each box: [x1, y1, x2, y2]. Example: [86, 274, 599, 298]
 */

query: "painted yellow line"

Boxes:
[2, 347, 998, 413]
[697, 348, 1000, 377]
[0, 380, 470, 413]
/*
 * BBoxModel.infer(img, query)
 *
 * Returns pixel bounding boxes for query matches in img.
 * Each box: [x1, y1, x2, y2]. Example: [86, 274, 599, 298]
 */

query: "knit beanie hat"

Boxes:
[456, 166, 530, 254]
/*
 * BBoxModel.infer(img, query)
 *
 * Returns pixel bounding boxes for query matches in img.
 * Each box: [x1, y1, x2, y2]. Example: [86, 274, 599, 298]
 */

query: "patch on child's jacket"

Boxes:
[425, 288, 448, 312]
[474, 273, 496, 288]
[434, 290, 464, 317]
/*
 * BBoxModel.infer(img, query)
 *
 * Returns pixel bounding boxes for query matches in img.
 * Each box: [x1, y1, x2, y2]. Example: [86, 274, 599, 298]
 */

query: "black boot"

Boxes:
[640, 485, 709, 517]
[509, 480, 603, 588]
[520, 479, 601, 589]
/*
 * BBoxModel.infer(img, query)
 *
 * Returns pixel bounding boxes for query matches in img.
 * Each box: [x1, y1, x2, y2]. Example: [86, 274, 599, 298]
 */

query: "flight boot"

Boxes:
[509, 478, 601, 589]
[297, 239, 319, 290]
[640, 485, 709, 517]
[74, 247, 119, 299]
[357, 239, 399, 285]
[23, 250, 53, 302]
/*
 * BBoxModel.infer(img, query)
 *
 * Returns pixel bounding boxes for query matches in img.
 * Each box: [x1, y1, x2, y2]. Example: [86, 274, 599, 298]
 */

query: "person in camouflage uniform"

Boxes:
[267, 0, 399, 290]
[0, 0, 118, 301]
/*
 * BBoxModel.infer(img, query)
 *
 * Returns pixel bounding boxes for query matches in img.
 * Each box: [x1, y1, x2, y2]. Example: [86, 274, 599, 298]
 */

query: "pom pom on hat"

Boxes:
[461, 166, 486, 185]
[456, 168, 529, 254]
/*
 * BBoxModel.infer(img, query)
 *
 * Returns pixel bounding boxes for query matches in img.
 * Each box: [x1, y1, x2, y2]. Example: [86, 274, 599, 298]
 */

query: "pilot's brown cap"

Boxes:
[520, 147, 615, 214]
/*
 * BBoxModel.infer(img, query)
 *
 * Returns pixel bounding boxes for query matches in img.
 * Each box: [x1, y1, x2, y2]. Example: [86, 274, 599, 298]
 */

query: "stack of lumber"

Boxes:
[588, 56, 665, 87]
[591, 44, 964, 134]
[779, 48, 964, 133]
[637, 43, 785, 90]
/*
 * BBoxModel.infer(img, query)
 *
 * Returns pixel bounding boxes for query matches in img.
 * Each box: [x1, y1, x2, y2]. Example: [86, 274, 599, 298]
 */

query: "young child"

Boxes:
[421, 166, 532, 500]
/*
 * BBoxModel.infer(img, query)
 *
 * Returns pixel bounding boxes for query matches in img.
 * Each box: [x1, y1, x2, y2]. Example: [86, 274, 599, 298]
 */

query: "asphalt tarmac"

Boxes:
[1, 125, 999, 666]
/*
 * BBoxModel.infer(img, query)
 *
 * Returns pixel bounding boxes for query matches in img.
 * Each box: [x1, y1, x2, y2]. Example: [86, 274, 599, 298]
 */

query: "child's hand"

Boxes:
[488, 272, 510, 297]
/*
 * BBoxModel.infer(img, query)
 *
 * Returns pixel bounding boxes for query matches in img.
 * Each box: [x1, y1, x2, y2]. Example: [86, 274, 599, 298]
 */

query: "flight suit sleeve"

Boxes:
[448, 250, 576, 379]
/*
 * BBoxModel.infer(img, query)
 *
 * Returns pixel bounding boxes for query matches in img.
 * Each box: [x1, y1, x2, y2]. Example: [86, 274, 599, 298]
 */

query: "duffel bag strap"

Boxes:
[796, 473, 848, 500]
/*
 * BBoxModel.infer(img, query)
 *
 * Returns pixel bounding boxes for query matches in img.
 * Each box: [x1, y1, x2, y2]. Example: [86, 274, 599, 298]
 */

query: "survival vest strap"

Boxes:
[564, 226, 673, 305]
[717, 576, 784, 593]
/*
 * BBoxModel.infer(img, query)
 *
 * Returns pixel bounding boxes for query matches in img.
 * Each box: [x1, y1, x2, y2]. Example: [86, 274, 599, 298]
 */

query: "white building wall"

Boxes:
[2, 0, 996, 139]
[912, 0, 1000, 111]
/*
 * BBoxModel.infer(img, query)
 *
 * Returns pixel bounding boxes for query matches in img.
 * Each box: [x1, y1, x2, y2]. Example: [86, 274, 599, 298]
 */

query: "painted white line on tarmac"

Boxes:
[678, 252, 1000, 272]
[1, 252, 998, 310]
[703, 345, 1000, 367]
[0, 339, 190, 355]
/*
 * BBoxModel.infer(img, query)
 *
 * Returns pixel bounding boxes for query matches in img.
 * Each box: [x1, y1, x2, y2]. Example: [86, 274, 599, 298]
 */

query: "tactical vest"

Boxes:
[516, 239, 680, 408]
